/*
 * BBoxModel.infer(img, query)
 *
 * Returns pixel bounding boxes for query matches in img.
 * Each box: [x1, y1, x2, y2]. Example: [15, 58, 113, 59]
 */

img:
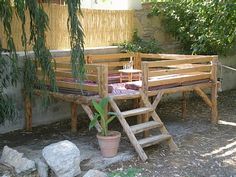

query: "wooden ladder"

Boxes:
[109, 90, 177, 161]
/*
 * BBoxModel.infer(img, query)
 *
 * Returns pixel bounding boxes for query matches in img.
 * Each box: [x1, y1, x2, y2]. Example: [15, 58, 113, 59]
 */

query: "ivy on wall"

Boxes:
[150, 0, 236, 55]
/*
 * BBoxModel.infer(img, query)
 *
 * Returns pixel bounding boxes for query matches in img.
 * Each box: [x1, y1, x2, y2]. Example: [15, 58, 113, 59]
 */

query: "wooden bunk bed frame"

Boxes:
[24, 52, 219, 161]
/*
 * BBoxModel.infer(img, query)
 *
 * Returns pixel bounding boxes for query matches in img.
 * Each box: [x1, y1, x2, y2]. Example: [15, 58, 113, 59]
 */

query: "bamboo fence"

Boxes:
[0, 4, 134, 51]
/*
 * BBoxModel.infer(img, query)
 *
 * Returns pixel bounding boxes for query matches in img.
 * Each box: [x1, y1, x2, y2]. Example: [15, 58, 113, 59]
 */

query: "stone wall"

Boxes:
[134, 3, 180, 53]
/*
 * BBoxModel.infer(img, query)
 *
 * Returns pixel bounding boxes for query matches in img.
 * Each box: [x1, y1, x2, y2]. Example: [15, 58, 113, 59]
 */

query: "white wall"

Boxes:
[81, 0, 142, 10]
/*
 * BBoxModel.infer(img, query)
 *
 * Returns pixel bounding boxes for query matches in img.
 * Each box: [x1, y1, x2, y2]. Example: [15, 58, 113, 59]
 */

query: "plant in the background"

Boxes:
[0, 0, 85, 124]
[89, 97, 121, 158]
[119, 31, 162, 53]
[150, 0, 236, 55]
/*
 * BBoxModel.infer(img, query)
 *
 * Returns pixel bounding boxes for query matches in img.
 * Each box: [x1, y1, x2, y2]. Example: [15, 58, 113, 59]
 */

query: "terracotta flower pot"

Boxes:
[97, 131, 121, 158]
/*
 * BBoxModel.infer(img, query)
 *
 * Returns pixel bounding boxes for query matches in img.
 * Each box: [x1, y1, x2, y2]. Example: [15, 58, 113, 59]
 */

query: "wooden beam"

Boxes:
[152, 91, 164, 109]
[194, 87, 212, 108]
[140, 53, 209, 60]
[34, 89, 90, 104]
[148, 65, 211, 77]
[88, 53, 135, 60]
[144, 56, 214, 68]
[148, 73, 211, 87]
[71, 102, 78, 133]
[211, 57, 218, 124]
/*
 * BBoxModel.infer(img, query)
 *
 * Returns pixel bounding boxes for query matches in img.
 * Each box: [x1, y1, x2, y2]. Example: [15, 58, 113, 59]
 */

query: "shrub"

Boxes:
[119, 31, 162, 53]
[150, 0, 236, 55]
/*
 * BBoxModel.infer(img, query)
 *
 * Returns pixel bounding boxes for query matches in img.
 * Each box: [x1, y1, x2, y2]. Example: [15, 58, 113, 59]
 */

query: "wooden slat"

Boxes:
[138, 134, 171, 148]
[141, 53, 209, 60]
[88, 53, 135, 60]
[130, 121, 163, 134]
[121, 107, 153, 118]
[55, 62, 99, 71]
[144, 57, 214, 67]
[147, 82, 215, 97]
[148, 73, 211, 87]
[53, 57, 71, 62]
[37, 70, 98, 82]
[94, 61, 129, 67]
[56, 81, 99, 92]
[149, 65, 211, 77]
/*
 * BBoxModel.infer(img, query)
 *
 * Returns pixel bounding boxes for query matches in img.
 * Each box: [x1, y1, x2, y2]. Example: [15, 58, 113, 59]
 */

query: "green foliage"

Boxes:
[120, 31, 162, 53]
[0, 0, 85, 125]
[66, 0, 85, 81]
[108, 168, 142, 177]
[89, 97, 117, 136]
[151, 0, 236, 55]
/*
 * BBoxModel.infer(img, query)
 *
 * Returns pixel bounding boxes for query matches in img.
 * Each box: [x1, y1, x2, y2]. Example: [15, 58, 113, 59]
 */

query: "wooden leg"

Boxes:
[71, 102, 78, 133]
[120, 73, 122, 83]
[24, 95, 32, 131]
[182, 92, 187, 120]
[128, 73, 132, 82]
[135, 98, 142, 124]
[211, 83, 218, 124]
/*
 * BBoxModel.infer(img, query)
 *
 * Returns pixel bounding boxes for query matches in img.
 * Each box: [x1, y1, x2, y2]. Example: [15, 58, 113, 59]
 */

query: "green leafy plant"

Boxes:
[150, 0, 236, 55]
[108, 168, 142, 177]
[89, 97, 117, 136]
[119, 31, 162, 53]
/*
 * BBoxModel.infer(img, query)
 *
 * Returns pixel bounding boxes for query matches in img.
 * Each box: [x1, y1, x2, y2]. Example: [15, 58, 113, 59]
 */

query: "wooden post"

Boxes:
[97, 64, 109, 119]
[182, 92, 187, 120]
[141, 62, 150, 137]
[210, 56, 218, 124]
[24, 94, 32, 131]
[71, 102, 78, 133]
[135, 52, 141, 69]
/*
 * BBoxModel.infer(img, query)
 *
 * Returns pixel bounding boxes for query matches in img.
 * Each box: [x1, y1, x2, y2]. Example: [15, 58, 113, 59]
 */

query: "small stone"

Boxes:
[42, 140, 81, 177]
[35, 158, 49, 177]
[0, 146, 36, 174]
[83, 170, 108, 177]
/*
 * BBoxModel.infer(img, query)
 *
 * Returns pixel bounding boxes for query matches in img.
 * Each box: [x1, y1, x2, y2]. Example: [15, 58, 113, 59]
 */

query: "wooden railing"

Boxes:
[36, 61, 108, 97]
[140, 54, 218, 91]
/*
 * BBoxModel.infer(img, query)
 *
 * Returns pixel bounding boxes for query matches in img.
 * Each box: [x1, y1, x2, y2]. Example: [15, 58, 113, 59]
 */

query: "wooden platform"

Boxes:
[24, 52, 219, 161]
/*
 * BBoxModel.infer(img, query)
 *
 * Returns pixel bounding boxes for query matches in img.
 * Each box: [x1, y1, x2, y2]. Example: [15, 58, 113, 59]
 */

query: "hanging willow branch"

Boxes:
[66, 0, 85, 81]
[0, 0, 85, 124]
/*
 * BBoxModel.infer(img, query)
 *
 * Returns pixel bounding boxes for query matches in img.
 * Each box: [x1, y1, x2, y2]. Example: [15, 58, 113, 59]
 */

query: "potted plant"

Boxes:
[89, 97, 121, 158]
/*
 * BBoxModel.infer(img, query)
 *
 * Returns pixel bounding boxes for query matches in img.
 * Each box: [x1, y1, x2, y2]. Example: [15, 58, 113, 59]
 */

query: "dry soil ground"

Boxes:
[0, 89, 236, 177]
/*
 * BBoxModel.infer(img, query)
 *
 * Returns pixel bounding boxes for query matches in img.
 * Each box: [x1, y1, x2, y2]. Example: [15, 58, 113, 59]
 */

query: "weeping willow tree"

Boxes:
[0, 0, 84, 125]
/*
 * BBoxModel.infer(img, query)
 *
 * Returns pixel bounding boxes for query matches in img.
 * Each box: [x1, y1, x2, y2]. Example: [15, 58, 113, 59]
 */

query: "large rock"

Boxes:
[42, 140, 81, 177]
[0, 146, 36, 174]
[83, 170, 107, 177]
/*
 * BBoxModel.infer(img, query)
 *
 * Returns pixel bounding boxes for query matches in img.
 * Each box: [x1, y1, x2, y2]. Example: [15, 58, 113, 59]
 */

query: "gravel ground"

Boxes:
[107, 89, 236, 177]
[0, 89, 236, 177]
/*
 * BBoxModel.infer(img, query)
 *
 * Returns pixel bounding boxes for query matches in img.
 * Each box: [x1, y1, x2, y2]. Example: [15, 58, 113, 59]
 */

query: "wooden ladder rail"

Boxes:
[109, 97, 148, 161]
[140, 90, 178, 151]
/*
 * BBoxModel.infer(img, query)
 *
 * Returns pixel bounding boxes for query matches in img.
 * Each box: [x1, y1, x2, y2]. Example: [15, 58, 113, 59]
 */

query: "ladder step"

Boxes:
[138, 134, 172, 148]
[131, 121, 163, 134]
[121, 107, 153, 118]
